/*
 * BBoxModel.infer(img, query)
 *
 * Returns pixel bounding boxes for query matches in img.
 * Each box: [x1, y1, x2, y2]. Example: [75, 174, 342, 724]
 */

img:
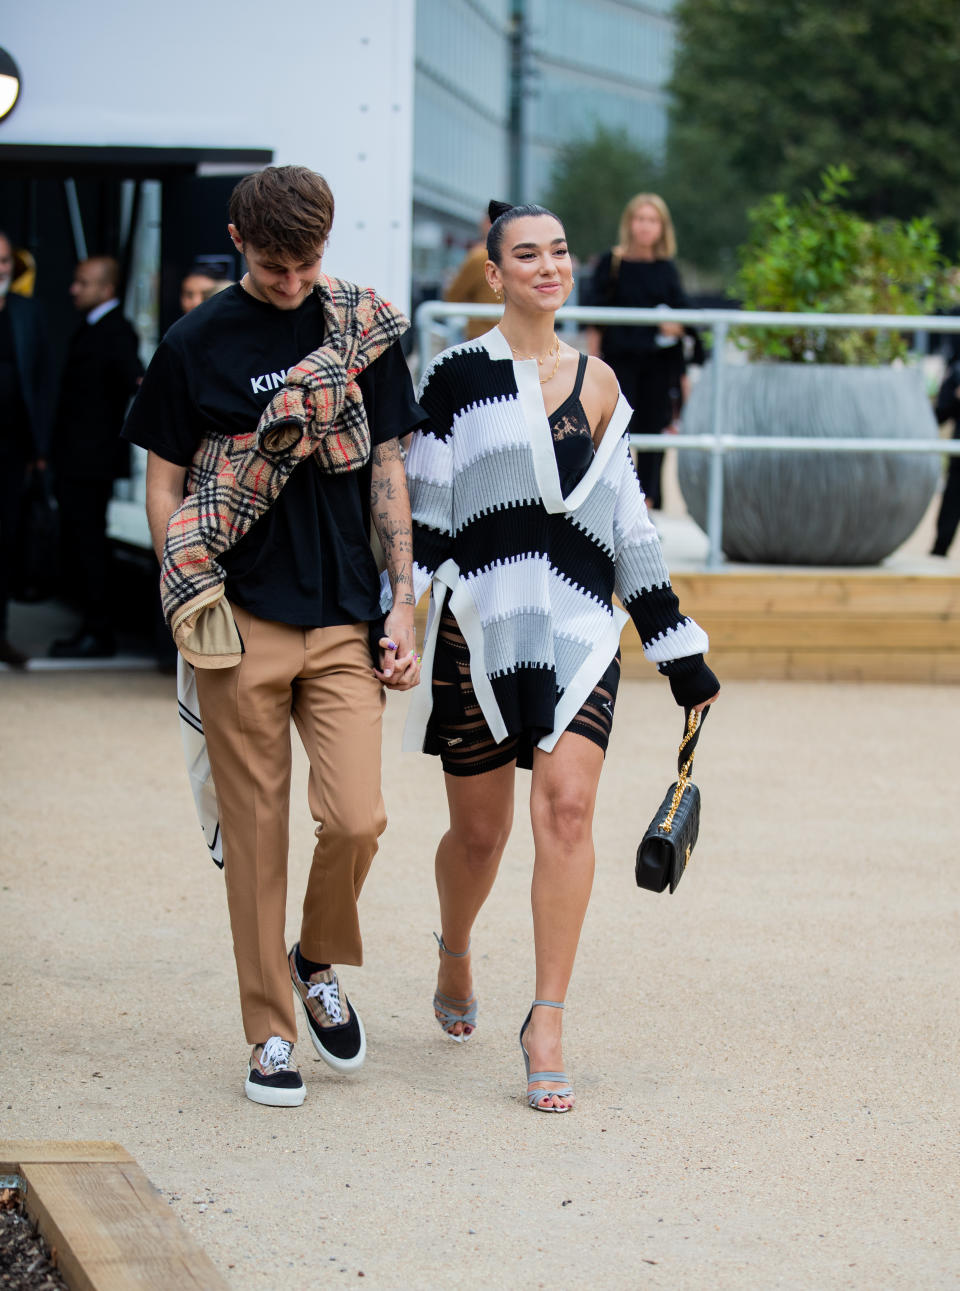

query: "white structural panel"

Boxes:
[0, 0, 416, 309]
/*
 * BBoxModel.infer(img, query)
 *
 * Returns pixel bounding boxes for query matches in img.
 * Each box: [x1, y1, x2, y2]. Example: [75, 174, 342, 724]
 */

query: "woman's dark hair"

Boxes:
[486, 200, 563, 265]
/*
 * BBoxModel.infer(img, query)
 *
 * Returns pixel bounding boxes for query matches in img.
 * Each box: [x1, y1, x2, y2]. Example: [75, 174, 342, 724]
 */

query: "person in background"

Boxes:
[48, 256, 143, 659]
[139, 265, 227, 672]
[931, 356, 960, 557]
[0, 230, 50, 666]
[585, 193, 689, 511]
[179, 266, 220, 314]
[443, 214, 501, 341]
[11, 244, 36, 298]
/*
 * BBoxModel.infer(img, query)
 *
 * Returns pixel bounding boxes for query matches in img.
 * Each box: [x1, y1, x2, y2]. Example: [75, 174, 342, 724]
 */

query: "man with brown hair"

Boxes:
[123, 166, 424, 1106]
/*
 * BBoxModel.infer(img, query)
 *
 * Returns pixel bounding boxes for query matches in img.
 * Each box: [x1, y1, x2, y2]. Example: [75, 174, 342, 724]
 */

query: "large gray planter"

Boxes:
[677, 362, 940, 565]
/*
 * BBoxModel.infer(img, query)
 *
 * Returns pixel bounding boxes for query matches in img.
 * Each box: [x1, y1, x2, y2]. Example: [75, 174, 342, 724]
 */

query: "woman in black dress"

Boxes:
[406, 200, 719, 1112]
[586, 193, 688, 510]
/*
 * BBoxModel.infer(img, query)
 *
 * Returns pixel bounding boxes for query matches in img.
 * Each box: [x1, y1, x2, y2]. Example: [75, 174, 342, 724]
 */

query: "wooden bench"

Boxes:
[662, 571, 960, 682]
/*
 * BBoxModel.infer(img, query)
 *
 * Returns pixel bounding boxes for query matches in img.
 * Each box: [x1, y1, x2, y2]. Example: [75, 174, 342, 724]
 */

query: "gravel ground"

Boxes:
[1, 668, 958, 1290]
[0, 1188, 68, 1290]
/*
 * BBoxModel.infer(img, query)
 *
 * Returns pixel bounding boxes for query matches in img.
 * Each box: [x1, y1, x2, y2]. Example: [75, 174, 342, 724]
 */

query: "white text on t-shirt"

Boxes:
[250, 370, 289, 394]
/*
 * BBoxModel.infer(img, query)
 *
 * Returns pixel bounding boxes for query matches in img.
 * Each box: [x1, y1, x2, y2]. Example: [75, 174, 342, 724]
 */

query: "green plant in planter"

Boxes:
[733, 164, 944, 364]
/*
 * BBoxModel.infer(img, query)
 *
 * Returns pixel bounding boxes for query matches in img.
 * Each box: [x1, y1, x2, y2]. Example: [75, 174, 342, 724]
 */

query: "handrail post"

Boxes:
[416, 302, 433, 386]
[705, 319, 728, 569]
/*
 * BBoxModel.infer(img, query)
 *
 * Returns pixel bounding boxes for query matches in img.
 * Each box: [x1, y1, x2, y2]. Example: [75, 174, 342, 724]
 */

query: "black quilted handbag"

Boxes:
[636, 707, 708, 894]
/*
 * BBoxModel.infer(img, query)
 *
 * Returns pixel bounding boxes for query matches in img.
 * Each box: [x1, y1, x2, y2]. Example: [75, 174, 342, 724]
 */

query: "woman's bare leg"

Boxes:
[434, 760, 516, 1036]
[524, 730, 605, 1108]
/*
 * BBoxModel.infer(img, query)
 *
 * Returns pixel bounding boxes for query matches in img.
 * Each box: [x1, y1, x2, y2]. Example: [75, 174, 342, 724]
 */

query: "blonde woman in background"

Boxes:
[585, 193, 689, 511]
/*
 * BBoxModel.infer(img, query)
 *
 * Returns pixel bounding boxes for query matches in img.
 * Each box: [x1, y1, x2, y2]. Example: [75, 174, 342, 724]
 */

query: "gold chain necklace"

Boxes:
[507, 334, 561, 385]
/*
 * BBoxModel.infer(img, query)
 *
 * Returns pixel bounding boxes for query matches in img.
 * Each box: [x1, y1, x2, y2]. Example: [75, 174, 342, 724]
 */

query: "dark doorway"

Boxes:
[0, 145, 270, 659]
[159, 173, 242, 338]
[0, 144, 270, 368]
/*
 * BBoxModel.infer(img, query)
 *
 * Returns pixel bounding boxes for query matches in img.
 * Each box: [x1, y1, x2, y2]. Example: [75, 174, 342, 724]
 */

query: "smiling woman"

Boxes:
[400, 197, 719, 1115]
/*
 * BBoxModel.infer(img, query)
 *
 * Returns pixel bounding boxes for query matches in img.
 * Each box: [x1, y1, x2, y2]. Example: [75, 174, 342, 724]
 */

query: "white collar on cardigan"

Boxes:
[479, 326, 632, 514]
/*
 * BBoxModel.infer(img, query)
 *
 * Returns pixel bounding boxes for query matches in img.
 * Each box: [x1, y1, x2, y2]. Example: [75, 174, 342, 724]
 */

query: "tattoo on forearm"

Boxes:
[371, 439, 404, 466]
[392, 568, 415, 606]
[371, 438, 415, 604]
[370, 476, 398, 505]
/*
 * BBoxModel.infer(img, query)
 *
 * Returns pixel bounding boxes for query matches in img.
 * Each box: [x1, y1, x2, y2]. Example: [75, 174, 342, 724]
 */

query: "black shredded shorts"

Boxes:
[426, 609, 621, 777]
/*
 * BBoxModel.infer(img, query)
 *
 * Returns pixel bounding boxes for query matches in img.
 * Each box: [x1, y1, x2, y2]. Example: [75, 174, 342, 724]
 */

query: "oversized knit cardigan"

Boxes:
[397, 327, 711, 754]
[160, 276, 407, 665]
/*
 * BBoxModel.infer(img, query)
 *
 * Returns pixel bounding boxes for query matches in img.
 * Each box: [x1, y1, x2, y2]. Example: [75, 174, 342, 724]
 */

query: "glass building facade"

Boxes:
[413, 0, 677, 298]
[524, 0, 676, 200]
[412, 0, 511, 300]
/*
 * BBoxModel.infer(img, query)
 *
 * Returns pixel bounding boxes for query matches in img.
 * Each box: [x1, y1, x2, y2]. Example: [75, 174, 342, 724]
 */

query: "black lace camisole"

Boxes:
[548, 352, 595, 496]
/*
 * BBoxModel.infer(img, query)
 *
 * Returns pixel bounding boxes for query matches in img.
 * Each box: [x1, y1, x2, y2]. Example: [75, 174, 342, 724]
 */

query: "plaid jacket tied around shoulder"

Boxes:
[159, 275, 408, 637]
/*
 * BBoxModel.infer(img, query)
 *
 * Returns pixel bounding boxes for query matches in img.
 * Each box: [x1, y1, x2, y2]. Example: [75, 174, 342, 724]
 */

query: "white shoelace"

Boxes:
[307, 978, 343, 1024]
[260, 1036, 293, 1070]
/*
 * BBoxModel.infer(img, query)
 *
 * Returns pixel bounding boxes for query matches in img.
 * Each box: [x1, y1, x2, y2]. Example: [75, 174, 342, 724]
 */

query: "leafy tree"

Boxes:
[543, 124, 661, 264]
[733, 165, 944, 363]
[667, 0, 960, 276]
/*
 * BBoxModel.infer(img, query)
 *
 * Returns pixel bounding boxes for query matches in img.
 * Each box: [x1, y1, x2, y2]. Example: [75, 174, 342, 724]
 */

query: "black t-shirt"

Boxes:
[123, 284, 426, 627]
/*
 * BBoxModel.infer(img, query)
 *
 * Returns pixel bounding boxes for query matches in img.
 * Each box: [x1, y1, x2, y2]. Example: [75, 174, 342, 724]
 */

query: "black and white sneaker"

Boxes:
[288, 944, 366, 1073]
[244, 1036, 306, 1107]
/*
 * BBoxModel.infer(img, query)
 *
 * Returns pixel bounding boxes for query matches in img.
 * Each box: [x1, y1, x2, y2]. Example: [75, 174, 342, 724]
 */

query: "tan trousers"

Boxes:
[195, 608, 387, 1044]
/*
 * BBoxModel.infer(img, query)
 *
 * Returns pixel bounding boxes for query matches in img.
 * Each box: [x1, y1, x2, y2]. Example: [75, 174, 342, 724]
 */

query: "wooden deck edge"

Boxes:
[0, 1141, 132, 1170]
[625, 653, 960, 684]
[1, 1141, 229, 1291]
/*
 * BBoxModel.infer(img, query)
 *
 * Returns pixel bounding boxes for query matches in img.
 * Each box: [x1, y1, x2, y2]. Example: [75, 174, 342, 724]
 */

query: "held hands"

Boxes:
[373, 608, 421, 690]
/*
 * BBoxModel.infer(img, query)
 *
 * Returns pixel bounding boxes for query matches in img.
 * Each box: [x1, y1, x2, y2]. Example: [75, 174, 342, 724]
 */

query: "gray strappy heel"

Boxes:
[433, 932, 478, 1043]
[520, 1000, 574, 1112]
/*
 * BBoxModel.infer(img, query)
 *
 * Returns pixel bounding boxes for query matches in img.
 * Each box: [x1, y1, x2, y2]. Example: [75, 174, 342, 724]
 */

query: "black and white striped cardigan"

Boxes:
[398, 327, 715, 754]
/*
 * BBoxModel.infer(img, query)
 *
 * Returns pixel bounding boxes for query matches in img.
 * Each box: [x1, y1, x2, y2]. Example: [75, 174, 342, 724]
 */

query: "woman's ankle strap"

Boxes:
[531, 998, 564, 1010]
[434, 931, 470, 958]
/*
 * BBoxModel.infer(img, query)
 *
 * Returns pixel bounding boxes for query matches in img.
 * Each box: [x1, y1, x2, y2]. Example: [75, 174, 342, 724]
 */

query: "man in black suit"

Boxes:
[0, 230, 50, 667]
[49, 256, 143, 658]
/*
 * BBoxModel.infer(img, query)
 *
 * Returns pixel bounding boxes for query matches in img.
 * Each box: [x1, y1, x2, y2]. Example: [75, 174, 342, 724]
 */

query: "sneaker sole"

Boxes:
[244, 1076, 306, 1107]
[295, 991, 367, 1073]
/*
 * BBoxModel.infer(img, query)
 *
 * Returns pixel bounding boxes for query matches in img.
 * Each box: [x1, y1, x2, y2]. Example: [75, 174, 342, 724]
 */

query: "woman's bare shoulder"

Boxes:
[585, 355, 621, 413]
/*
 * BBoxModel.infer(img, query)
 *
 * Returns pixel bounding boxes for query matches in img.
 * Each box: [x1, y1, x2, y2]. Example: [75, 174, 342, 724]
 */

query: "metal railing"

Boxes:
[414, 300, 960, 568]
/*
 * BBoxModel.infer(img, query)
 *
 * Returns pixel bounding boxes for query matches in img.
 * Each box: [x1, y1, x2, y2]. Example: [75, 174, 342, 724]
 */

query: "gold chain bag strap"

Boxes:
[635, 707, 709, 894]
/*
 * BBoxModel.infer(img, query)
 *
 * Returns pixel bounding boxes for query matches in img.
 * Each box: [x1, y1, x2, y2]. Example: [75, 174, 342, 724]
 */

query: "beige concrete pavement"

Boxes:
[1, 662, 958, 1290]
